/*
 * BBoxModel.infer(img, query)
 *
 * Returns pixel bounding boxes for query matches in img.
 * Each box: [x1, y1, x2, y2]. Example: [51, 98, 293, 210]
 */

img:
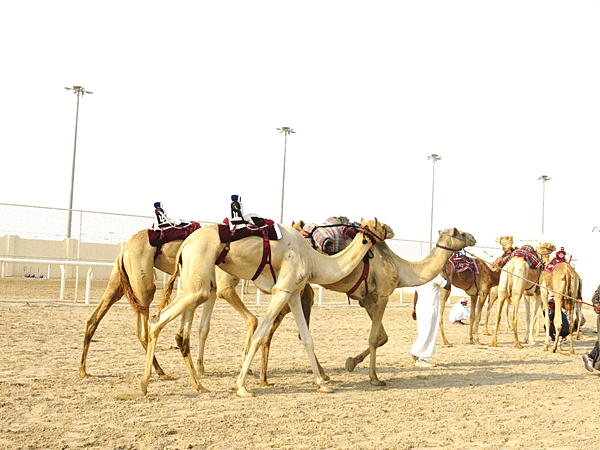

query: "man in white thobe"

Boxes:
[410, 274, 450, 367]
[449, 297, 471, 324]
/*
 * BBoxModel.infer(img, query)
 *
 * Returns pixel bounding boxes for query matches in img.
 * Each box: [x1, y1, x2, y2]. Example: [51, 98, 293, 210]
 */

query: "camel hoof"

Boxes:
[236, 387, 254, 398]
[515, 343, 523, 350]
[78, 370, 89, 378]
[140, 381, 149, 396]
[196, 386, 210, 394]
[158, 374, 175, 381]
[259, 381, 271, 388]
[443, 342, 453, 348]
[321, 373, 330, 382]
[370, 379, 386, 387]
[345, 357, 357, 372]
[490, 341, 498, 347]
[318, 385, 335, 394]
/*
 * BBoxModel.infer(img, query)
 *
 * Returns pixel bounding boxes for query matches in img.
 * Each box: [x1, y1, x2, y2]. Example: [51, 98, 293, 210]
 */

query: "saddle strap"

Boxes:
[251, 228, 277, 284]
[347, 258, 370, 297]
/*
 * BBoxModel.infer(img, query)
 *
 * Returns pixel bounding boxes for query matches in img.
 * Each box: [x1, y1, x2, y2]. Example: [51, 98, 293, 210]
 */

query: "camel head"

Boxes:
[359, 218, 394, 242]
[291, 220, 305, 232]
[495, 236, 514, 252]
[436, 228, 477, 251]
[537, 242, 555, 257]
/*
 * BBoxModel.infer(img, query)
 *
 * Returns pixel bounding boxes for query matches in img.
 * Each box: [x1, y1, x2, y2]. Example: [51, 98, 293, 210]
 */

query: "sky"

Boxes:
[2, 1, 600, 291]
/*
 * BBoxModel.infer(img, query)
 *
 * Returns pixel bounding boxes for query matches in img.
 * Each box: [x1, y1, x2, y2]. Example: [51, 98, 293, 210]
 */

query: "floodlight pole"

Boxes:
[277, 127, 295, 224]
[538, 175, 551, 234]
[64, 86, 92, 238]
[427, 154, 442, 250]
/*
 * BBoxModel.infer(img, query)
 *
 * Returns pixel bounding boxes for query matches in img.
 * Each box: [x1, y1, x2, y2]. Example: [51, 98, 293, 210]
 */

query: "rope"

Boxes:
[462, 249, 595, 309]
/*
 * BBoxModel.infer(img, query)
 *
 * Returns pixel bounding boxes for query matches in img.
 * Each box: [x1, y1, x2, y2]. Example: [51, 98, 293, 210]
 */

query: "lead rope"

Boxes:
[462, 249, 595, 308]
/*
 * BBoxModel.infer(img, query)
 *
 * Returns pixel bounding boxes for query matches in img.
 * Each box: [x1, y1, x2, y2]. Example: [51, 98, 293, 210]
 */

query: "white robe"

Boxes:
[410, 274, 448, 360]
[449, 302, 471, 323]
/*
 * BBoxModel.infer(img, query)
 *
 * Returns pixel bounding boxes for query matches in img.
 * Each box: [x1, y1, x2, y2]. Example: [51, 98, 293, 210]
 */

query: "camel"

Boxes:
[490, 245, 549, 349]
[538, 244, 583, 353]
[438, 255, 500, 346]
[78, 228, 261, 379]
[260, 222, 475, 387]
[143, 218, 393, 397]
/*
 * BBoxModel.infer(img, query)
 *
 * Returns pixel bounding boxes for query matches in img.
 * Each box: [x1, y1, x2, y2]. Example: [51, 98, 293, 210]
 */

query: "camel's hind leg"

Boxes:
[484, 288, 498, 336]
[79, 260, 167, 378]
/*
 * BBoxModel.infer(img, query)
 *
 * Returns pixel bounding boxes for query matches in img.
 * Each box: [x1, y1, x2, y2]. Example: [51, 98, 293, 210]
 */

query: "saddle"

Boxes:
[147, 221, 201, 258]
[512, 245, 544, 270]
[449, 252, 479, 275]
[544, 248, 568, 273]
[216, 216, 282, 283]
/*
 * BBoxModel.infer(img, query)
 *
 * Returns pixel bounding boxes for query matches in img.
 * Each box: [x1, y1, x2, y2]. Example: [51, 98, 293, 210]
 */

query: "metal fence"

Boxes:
[0, 202, 503, 278]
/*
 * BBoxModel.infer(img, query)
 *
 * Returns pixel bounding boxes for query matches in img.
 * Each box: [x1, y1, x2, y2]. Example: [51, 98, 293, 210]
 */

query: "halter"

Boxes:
[436, 228, 466, 252]
[359, 224, 388, 244]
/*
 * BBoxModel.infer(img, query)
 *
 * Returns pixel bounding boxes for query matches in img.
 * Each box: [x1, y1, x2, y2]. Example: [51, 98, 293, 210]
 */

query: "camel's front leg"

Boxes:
[484, 288, 498, 336]
[471, 292, 486, 345]
[527, 294, 539, 346]
[286, 290, 333, 394]
[366, 296, 389, 386]
[439, 287, 452, 347]
[260, 306, 288, 387]
[567, 306, 576, 354]
[136, 307, 171, 379]
[490, 293, 506, 347]
[236, 291, 291, 397]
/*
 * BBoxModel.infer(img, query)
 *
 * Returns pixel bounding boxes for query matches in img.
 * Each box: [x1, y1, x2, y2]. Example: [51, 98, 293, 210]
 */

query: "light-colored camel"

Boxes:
[537, 244, 582, 353]
[78, 229, 260, 379]
[143, 218, 393, 397]
[438, 255, 500, 346]
[490, 245, 549, 349]
[483, 236, 518, 335]
[260, 224, 476, 387]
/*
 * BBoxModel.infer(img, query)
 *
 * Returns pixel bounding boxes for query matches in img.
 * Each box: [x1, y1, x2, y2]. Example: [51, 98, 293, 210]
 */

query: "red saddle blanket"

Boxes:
[512, 245, 544, 270]
[545, 255, 567, 273]
[147, 221, 201, 247]
[218, 217, 281, 243]
[449, 252, 479, 274]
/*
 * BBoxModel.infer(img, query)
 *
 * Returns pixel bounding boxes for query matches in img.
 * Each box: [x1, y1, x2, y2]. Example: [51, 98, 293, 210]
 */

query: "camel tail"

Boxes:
[116, 251, 145, 313]
[159, 251, 182, 311]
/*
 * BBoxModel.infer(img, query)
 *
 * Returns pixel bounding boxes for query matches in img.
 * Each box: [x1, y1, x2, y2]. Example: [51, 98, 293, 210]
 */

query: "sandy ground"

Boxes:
[1, 276, 599, 450]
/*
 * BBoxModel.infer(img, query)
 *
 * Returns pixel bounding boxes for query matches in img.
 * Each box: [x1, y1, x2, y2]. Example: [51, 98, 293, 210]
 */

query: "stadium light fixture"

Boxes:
[538, 175, 551, 234]
[277, 127, 295, 224]
[64, 86, 93, 239]
[427, 154, 442, 250]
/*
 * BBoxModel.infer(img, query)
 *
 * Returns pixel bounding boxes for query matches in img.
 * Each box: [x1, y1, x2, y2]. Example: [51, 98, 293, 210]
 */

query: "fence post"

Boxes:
[85, 267, 93, 305]
[60, 265, 66, 300]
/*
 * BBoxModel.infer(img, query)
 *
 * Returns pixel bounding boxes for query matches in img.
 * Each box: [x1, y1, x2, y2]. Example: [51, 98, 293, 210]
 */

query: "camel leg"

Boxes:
[365, 296, 389, 386]
[527, 294, 540, 346]
[438, 287, 452, 347]
[216, 271, 259, 370]
[567, 306, 575, 354]
[490, 291, 506, 347]
[195, 294, 217, 376]
[141, 287, 212, 395]
[471, 291, 488, 345]
[79, 283, 123, 377]
[344, 297, 387, 372]
[484, 289, 498, 336]
[260, 285, 327, 388]
[511, 292, 523, 349]
[551, 295, 565, 354]
[237, 290, 295, 397]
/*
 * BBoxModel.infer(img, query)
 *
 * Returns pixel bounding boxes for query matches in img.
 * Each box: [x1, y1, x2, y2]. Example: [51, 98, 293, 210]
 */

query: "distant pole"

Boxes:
[427, 154, 442, 250]
[64, 86, 93, 238]
[538, 175, 551, 234]
[277, 127, 295, 224]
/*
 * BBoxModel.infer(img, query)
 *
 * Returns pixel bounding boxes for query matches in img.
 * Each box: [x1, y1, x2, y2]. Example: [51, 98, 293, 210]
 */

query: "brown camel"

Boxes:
[438, 255, 500, 346]
[258, 223, 476, 387]
[439, 235, 517, 346]
[145, 218, 393, 397]
[490, 245, 549, 349]
[78, 228, 262, 379]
